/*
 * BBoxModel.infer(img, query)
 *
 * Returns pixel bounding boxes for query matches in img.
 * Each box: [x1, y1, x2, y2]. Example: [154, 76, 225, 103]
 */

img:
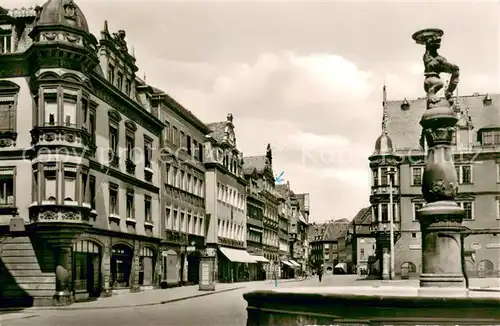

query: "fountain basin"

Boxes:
[244, 286, 500, 325]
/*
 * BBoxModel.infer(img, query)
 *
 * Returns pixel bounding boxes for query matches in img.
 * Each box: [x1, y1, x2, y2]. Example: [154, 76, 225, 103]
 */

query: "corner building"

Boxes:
[369, 91, 500, 278]
[0, 1, 164, 306]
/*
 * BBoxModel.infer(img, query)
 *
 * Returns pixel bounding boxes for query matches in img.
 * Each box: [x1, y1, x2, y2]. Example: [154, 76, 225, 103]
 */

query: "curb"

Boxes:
[0, 313, 40, 322]
[469, 287, 500, 292]
[17, 286, 245, 312]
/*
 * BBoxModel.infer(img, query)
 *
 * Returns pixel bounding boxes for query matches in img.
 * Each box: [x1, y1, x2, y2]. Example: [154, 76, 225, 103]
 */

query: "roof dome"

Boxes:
[373, 131, 394, 155]
[35, 0, 89, 33]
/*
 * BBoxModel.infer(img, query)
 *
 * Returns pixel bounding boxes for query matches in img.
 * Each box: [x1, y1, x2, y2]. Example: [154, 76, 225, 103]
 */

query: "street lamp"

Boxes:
[386, 168, 396, 280]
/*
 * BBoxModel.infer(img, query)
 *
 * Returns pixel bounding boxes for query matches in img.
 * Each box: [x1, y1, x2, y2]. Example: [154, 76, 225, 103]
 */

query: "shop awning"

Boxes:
[250, 255, 269, 263]
[281, 261, 294, 267]
[219, 247, 257, 263]
[288, 259, 301, 267]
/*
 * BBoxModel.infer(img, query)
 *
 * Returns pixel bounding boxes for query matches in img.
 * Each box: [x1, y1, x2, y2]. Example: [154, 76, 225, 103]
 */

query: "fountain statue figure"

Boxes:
[242, 29, 500, 326]
[413, 28, 460, 108]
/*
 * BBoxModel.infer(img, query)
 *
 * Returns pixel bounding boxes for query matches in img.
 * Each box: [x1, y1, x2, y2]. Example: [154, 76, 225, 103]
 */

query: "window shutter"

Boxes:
[0, 102, 14, 131]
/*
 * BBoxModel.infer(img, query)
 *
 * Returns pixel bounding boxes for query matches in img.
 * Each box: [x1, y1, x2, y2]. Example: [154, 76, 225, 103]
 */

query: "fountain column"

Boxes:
[412, 29, 465, 288]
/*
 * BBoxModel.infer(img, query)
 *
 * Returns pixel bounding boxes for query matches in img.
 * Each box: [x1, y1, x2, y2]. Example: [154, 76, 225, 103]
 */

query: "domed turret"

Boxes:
[28, 0, 98, 74]
[372, 131, 394, 156]
[35, 0, 88, 33]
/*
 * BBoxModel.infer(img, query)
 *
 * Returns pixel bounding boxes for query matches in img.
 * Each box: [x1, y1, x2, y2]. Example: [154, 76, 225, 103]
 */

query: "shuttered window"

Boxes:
[0, 100, 15, 132]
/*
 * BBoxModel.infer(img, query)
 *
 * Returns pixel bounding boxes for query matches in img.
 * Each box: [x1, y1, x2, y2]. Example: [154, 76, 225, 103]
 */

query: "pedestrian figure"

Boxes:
[318, 267, 323, 282]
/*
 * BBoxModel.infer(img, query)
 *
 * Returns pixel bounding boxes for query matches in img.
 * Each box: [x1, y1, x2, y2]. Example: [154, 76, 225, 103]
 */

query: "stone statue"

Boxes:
[412, 29, 460, 108]
[412, 29, 466, 289]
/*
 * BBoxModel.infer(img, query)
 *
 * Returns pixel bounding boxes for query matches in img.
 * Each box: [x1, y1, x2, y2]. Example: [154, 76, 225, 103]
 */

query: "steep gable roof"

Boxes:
[242, 156, 267, 175]
[322, 220, 349, 241]
[386, 93, 500, 152]
[206, 121, 227, 143]
[350, 206, 372, 235]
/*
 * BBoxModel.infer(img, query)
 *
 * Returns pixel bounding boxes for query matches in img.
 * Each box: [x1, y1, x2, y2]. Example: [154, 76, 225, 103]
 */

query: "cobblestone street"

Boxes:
[3, 275, 499, 326]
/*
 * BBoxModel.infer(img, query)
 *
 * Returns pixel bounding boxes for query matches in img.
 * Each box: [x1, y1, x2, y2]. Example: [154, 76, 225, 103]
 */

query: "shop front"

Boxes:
[72, 239, 102, 301]
[281, 260, 295, 279]
[139, 246, 156, 289]
[249, 254, 269, 281]
[110, 244, 133, 290]
[218, 247, 257, 282]
[161, 248, 179, 288]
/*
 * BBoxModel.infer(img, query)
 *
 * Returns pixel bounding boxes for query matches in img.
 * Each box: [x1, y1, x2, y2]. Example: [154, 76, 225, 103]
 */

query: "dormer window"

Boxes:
[0, 32, 12, 54]
[480, 129, 500, 146]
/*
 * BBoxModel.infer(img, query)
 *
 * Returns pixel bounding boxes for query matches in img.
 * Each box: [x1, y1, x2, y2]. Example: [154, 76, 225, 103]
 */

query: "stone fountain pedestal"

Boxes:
[243, 286, 500, 325]
[243, 28, 500, 325]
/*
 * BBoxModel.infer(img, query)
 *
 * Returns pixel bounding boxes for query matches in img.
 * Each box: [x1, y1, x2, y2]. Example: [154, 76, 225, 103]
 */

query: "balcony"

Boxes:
[370, 221, 401, 233]
[371, 185, 400, 196]
[30, 126, 94, 155]
[125, 158, 136, 174]
[247, 217, 263, 228]
[29, 203, 91, 224]
[144, 164, 153, 182]
[263, 217, 279, 229]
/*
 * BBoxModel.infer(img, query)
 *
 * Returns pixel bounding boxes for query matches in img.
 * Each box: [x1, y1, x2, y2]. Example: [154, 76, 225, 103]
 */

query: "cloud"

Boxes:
[145, 51, 383, 220]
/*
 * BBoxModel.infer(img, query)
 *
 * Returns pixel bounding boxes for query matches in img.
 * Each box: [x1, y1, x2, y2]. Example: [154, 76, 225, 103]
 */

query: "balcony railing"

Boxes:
[247, 217, 263, 228]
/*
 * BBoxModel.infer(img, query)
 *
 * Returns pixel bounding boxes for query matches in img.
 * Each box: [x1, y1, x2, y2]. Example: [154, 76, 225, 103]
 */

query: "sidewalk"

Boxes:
[12, 277, 308, 312]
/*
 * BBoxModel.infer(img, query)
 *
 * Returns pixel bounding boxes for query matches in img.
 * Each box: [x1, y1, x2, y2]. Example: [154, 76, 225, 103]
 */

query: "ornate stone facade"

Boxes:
[0, 0, 163, 307]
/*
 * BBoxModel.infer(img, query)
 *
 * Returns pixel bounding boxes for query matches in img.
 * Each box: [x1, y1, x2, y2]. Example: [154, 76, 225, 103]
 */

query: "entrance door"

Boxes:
[142, 257, 153, 286]
[187, 252, 201, 284]
[73, 240, 102, 297]
[111, 244, 133, 288]
[90, 254, 101, 296]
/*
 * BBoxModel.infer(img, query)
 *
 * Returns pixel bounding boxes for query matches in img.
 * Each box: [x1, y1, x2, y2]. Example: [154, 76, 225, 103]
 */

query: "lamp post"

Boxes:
[386, 168, 396, 280]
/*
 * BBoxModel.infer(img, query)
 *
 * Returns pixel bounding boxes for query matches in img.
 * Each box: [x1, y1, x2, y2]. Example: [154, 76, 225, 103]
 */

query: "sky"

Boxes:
[6, 0, 500, 222]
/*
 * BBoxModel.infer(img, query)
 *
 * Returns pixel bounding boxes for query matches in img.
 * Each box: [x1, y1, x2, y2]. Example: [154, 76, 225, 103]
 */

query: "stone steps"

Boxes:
[0, 236, 55, 305]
